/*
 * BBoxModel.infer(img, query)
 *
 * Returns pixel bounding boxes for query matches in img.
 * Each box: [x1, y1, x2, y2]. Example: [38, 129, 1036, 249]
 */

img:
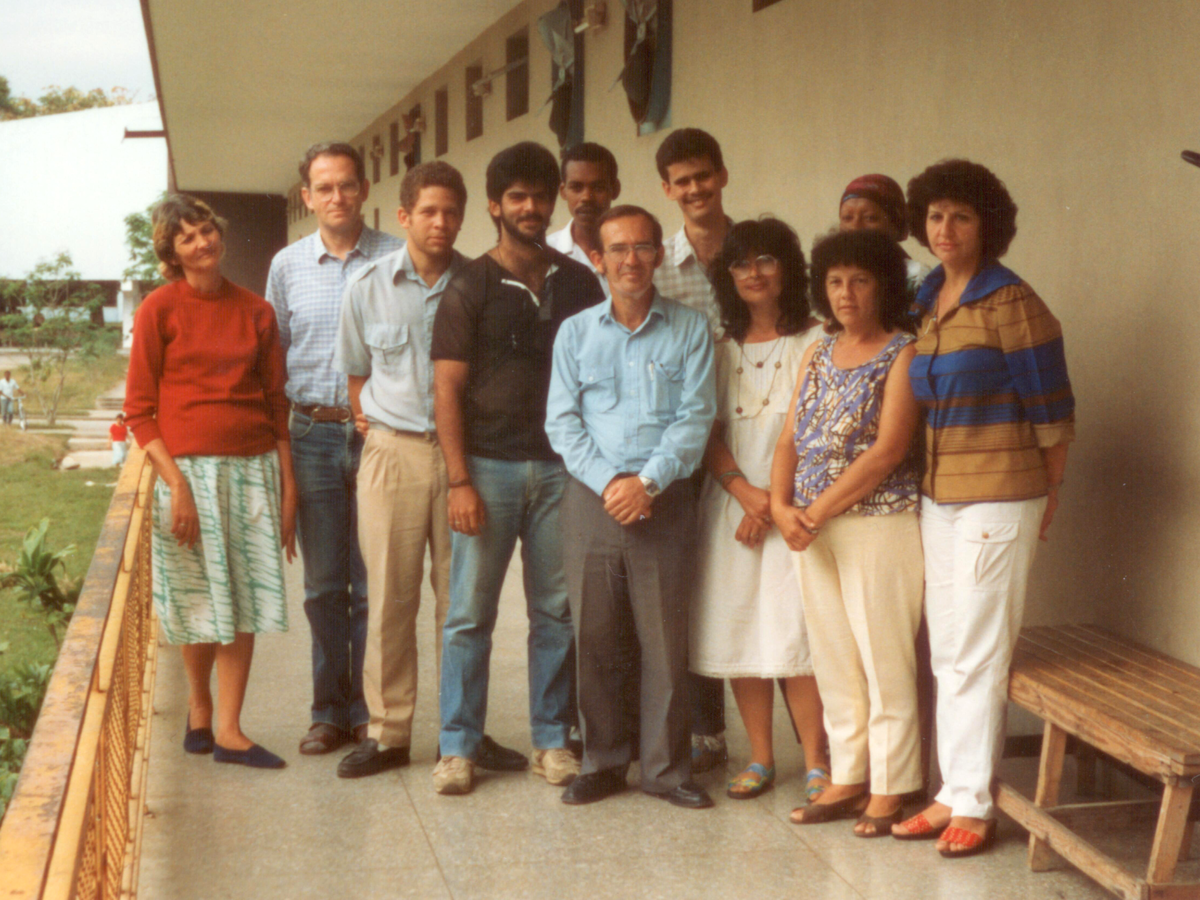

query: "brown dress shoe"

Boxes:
[352, 723, 369, 743]
[299, 723, 350, 755]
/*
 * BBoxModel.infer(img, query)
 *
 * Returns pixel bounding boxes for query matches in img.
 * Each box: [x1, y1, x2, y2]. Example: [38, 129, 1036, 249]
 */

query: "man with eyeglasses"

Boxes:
[653, 127, 734, 774]
[266, 142, 401, 760]
[546, 205, 716, 808]
[430, 142, 604, 795]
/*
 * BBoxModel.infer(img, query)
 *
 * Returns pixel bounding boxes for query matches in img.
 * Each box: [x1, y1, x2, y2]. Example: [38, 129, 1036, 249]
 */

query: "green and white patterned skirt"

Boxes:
[151, 451, 289, 645]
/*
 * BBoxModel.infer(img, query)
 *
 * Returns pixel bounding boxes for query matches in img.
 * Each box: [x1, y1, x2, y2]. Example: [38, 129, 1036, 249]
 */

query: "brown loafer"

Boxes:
[352, 723, 369, 743]
[299, 723, 351, 755]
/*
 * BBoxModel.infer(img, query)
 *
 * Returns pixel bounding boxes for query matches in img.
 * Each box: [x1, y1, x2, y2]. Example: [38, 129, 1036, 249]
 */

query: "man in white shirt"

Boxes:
[546, 142, 620, 298]
[653, 128, 731, 335]
[0, 371, 20, 426]
[652, 128, 732, 772]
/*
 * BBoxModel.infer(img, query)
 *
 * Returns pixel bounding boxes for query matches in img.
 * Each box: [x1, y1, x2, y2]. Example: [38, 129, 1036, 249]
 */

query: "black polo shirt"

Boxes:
[431, 249, 605, 460]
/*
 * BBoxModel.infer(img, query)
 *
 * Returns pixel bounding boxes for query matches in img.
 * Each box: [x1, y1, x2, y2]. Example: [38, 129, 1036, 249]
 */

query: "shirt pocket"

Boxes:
[579, 364, 619, 413]
[648, 360, 685, 417]
[964, 521, 1020, 588]
[365, 323, 411, 371]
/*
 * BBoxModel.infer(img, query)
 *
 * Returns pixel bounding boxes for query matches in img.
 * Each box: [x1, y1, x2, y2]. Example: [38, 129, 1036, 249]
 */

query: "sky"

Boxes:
[0, 0, 156, 102]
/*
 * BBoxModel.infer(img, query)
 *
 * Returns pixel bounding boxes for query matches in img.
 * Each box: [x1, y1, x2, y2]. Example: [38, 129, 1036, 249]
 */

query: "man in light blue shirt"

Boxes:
[332, 161, 465, 778]
[265, 143, 402, 757]
[546, 204, 716, 809]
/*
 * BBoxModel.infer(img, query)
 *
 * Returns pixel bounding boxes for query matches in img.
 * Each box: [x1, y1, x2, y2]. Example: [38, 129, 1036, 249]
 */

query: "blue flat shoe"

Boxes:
[184, 714, 214, 755]
[213, 743, 286, 769]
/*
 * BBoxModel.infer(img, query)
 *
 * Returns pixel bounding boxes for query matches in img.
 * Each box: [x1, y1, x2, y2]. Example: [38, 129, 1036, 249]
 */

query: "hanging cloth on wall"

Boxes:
[538, 2, 578, 147]
[616, 0, 671, 129]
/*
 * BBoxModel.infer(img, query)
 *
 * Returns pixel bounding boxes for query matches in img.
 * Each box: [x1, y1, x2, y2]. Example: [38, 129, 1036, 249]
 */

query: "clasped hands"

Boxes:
[771, 499, 822, 552]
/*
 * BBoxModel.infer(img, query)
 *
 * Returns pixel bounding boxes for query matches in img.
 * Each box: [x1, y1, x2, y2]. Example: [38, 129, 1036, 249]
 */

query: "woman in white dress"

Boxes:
[691, 218, 829, 800]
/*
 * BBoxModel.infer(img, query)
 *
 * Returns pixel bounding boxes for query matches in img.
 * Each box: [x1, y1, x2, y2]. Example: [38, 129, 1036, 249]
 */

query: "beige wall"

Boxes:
[289, 0, 1200, 665]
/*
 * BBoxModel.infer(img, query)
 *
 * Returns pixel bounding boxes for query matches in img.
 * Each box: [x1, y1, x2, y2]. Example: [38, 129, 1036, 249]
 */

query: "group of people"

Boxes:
[124, 125, 1074, 858]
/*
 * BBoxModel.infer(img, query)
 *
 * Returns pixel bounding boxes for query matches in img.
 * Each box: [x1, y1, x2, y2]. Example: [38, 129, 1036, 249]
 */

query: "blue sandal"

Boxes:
[804, 767, 831, 802]
[726, 762, 776, 799]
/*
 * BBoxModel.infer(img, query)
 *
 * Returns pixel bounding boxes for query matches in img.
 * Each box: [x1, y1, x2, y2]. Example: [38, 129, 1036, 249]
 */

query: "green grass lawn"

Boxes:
[0, 341, 125, 673]
[9, 326, 126, 418]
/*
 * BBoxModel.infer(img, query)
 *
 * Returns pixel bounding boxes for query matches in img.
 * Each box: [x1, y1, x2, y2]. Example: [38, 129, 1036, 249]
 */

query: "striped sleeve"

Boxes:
[997, 284, 1075, 447]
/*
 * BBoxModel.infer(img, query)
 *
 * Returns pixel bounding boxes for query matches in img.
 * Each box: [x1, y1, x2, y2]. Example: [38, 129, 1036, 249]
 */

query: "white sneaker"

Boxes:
[433, 755, 475, 794]
[532, 747, 581, 786]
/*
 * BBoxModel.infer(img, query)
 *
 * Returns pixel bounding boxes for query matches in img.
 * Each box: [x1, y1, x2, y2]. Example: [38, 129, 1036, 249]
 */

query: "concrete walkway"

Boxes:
[132, 545, 1145, 900]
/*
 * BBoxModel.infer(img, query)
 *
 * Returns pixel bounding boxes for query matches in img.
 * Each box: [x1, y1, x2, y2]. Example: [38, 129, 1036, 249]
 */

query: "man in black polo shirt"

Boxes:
[430, 142, 604, 795]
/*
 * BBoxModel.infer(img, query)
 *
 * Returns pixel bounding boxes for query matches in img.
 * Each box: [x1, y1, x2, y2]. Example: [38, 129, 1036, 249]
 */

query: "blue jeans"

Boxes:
[439, 457, 573, 758]
[290, 412, 369, 732]
[1, 397, 12, 425]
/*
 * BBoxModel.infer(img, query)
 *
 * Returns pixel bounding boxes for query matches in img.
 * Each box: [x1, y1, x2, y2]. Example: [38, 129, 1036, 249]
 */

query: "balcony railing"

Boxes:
[0, 450, 159, 900]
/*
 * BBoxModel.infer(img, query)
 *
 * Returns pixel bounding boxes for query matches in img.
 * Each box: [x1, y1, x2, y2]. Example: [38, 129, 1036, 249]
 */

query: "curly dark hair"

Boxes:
[809, 230, 912, 334]
[906, 159, 1018, 261]
[711, 219, 810, 343]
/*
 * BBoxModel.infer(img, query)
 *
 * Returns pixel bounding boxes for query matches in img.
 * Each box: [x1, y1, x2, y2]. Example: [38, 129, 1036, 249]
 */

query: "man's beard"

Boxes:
[499, 212, 546, 246]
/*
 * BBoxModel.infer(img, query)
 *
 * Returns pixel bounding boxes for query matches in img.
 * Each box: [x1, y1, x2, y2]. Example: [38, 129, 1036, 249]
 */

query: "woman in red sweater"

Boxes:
[125, 195, 296, 769]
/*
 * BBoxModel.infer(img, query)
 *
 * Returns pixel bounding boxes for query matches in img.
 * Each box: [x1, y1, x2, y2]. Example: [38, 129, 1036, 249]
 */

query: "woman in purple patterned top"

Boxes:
[770, 229, 923, 836]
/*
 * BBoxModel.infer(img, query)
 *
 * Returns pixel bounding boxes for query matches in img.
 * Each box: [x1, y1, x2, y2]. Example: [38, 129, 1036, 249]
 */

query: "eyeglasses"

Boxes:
[310, 180, 363, 200]
[729, 255, 780, 279]
[603, 243, 658, 262]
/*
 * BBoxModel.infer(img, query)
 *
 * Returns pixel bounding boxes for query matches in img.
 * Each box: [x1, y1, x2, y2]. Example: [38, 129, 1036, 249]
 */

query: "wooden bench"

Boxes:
[997, 624, 1200, 900]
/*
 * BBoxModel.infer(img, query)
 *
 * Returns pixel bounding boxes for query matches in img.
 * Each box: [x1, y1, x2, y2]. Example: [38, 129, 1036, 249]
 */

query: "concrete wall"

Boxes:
[288, 0, 1200, 665]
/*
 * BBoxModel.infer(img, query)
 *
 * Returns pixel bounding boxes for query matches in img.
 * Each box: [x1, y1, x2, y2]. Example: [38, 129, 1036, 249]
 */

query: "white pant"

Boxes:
[794, 511, 925, 794]
[921, 495, 1047, 819]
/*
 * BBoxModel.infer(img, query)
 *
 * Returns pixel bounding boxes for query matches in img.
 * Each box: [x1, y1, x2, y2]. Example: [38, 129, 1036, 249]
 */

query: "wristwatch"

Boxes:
[637, 475, 661, 498]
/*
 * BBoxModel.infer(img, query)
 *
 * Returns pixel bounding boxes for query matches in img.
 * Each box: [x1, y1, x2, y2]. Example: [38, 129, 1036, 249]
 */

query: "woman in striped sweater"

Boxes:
[894, 160, 1075, 856]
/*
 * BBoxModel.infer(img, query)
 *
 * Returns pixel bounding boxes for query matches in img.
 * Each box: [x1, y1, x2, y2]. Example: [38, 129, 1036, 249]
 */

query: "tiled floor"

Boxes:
[138, 554, 1155, 899]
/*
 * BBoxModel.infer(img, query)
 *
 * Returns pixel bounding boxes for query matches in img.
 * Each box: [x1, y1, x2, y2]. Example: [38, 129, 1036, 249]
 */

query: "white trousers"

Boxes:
[921, 495, 1046, 819]
[793, 511, 925, 794]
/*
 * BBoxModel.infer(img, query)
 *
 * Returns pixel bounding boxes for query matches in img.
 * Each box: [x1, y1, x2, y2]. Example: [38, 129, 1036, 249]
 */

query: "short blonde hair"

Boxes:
[151, 194, 227, 281]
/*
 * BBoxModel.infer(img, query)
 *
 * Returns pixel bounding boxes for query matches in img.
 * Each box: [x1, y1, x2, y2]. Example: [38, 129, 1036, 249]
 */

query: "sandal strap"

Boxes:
[940, 826, 983, 848]
[728, 762, 774, 788]
[897, 812, 936, 836]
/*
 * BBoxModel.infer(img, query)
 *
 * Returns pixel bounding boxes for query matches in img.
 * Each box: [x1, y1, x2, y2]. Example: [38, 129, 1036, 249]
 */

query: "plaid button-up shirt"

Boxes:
[265, 226, 404, 407]
[653, 224, 721, 336]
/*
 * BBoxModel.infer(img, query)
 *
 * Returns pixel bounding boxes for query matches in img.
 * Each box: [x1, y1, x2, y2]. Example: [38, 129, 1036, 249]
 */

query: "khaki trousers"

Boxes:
[793, 510, 924, 794]
[357, 428, 450, 747]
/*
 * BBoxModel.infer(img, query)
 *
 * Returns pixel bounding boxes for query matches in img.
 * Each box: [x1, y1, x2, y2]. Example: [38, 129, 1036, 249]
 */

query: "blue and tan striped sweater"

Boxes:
[909, 263, 1075, 504]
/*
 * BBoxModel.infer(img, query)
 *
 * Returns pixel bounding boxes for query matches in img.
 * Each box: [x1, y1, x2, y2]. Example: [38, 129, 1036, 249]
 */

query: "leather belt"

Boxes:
[371, 423, 438, 443]
[292, 403, 353, 423]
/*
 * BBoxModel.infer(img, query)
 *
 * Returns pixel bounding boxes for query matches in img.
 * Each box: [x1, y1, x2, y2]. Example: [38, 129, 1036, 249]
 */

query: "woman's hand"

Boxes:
[772, 499, 817, 552]
[1039, 486, 1059, 542]
[280, 478, 298, 563]
[168, 479, 200, 549]
[734, 513, 770, 548]
[730, 480, 772, 526]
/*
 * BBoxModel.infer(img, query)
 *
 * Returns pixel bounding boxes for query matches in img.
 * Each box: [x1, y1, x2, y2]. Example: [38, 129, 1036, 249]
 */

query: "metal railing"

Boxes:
[0, 449, 159, 900]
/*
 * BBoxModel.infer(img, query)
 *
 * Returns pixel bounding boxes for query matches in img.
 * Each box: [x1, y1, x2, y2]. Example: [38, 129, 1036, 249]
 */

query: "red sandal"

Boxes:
[938, 820, 997, 858]
[891, 812, 945, 841]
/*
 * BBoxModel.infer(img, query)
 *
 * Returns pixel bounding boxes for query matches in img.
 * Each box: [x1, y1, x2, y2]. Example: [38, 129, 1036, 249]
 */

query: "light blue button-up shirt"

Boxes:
[265, 227, 404, 407]
[335, 245, 464, 433]
[546, 290, 716, 497]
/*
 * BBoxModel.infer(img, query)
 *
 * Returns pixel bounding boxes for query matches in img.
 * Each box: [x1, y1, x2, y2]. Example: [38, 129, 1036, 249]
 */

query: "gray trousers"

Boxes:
[562, 477, 695, 792]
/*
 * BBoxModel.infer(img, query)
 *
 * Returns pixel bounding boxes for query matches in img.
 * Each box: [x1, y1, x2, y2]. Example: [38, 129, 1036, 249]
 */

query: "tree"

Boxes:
[123, 195, 167, 286]
[1, 253, 105, 426]
[0, 79, 136, 121]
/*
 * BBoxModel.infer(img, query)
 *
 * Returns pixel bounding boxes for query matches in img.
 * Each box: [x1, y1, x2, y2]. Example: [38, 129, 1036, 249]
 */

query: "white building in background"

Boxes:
[0, 101, 168, 344]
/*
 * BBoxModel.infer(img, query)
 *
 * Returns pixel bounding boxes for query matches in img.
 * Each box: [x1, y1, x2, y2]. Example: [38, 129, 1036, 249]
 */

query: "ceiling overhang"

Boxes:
[142, 0, 523, 196]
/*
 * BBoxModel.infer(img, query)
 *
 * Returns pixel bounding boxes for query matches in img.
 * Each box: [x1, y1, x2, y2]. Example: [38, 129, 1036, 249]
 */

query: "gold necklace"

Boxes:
[734, 336, 785, 415]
